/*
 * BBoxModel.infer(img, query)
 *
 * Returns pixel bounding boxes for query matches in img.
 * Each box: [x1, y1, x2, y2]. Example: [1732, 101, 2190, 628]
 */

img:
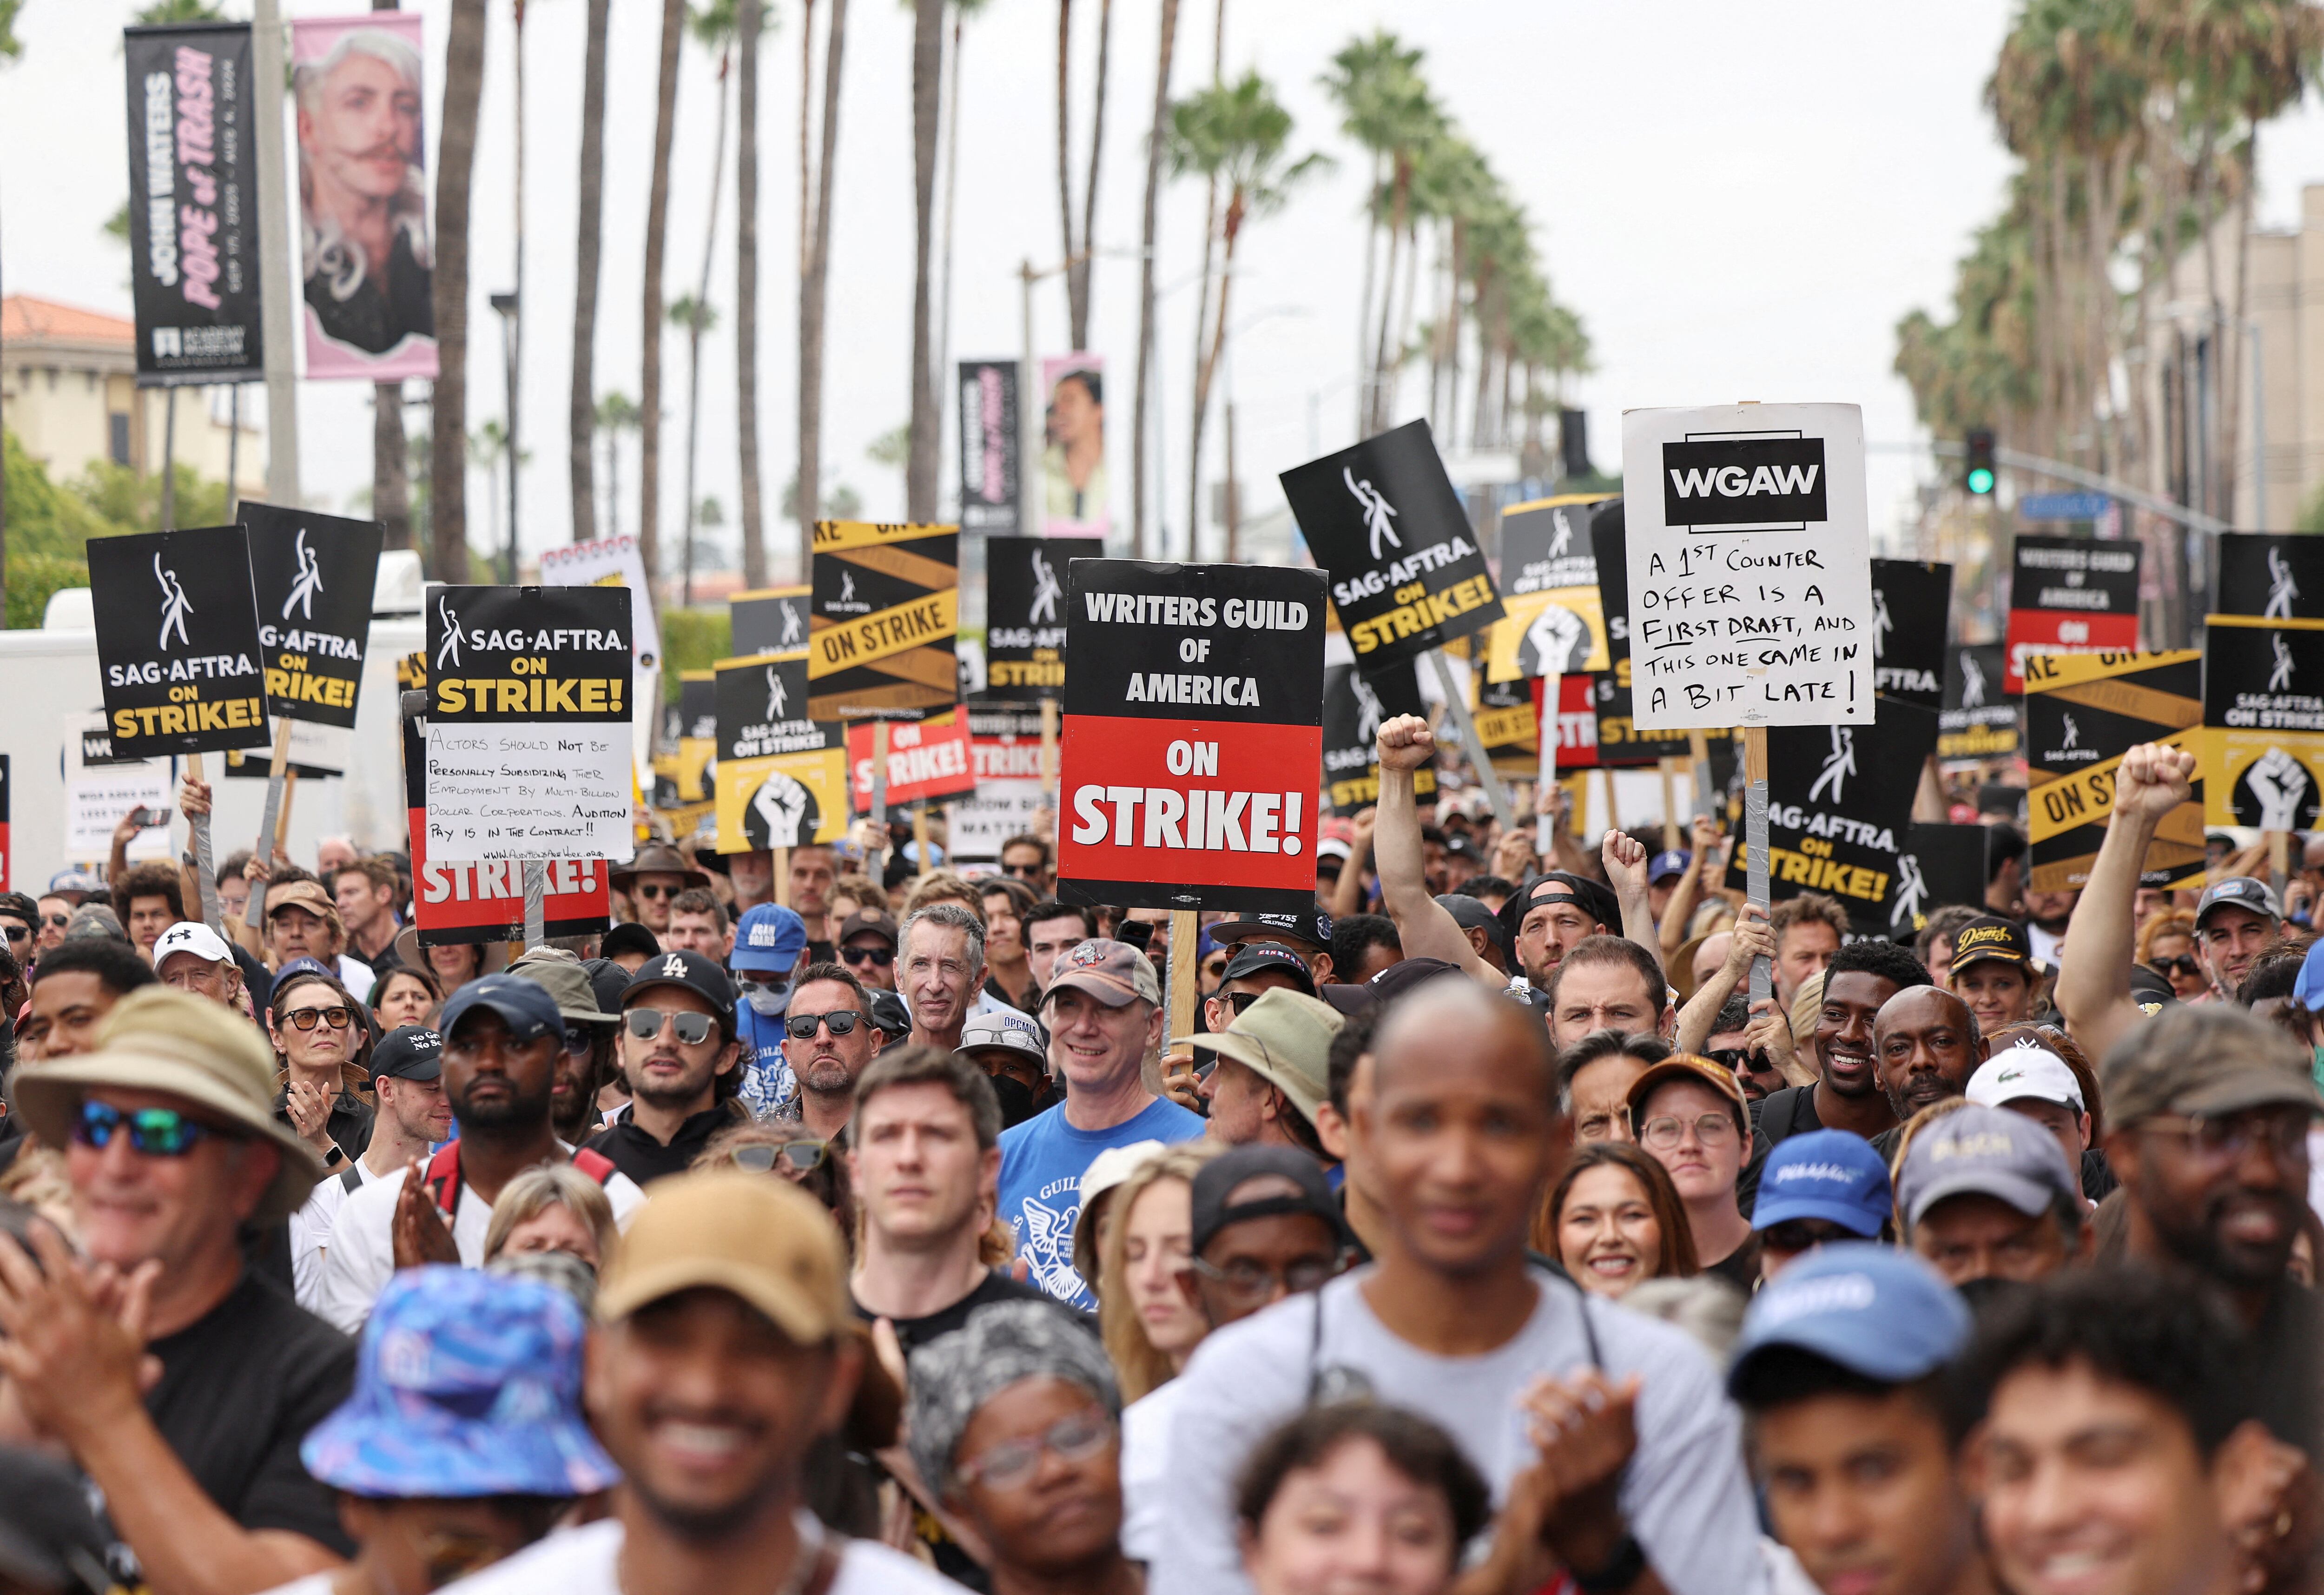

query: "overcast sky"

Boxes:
[11, 1, 2324, 574]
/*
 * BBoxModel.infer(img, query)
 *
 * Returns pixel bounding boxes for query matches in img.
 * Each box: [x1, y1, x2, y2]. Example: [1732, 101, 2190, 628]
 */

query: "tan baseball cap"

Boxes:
[1041, 938, 1162, 1008]
[595, 1170, 853, 1343]
[265, 878, 338, 921]
[1626, 1053, 1750, 1136]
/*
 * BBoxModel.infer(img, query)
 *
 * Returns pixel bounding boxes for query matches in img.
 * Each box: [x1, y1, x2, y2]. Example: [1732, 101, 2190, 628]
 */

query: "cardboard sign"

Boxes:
[1721, 702, 1940, 934]
[90, 525, 271, 758]
[1888, 823, 1993, 938]
[1869, 559, 1951, 711]
[423, 584, 634, 861]
[949, 704, 1047, 864]
[958, 360, 1023, 536]
[1938, 643, 2020, 761]
[2216, 534, 2324, 622]
[1590, 501, 1735, 769]
[64, 712, 172, 861]
[2023, 649, 2204, 892]
[1280, 419, 1503, 667]
[241, 501, 382, 728]
[808, 520, 960, 721]
[1058, 560, 1326, 913]
[729, 585, 812, 656]
[401, 716, 611, 946]
[1620, 403, 1875, 728]
[848, 713, 977, 809]
[984, 535, 1100, 700]
[1484, 494, 1611, 682]
[538, 535, 663, 671]
[713, 650, 848, 852]
[2203, 615, 2324, 829]
[1322, 661, 1433, 815]
[2003, 537, 2141, 693]
[675, 671, 716, 801]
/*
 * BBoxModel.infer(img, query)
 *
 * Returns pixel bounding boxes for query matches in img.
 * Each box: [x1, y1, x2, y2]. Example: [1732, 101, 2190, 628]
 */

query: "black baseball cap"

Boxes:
[1221, 943, 1318, 995]
[1211, 909, 1334, 952]
[1435, 893, 1508, 956]
[2196, 876, 2282, 930]
[621, 948, 738, 1038]
[601, 922, 664, 963]
[581, 956, 634, 1020]
[868, 988, 911, 1038]
[371, 1025, 445, 1082]
[1497, 871, 1619, 954]
[1365, 956, 1465, 1010]
[439, 973, 568, 1048]
[1948, 915, 2034, 978]
[1188, 1145, 1347, 1257]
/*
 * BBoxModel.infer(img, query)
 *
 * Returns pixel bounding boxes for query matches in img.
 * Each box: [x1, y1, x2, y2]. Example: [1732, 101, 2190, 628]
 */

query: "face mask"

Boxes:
[744, 983, 791, 1019]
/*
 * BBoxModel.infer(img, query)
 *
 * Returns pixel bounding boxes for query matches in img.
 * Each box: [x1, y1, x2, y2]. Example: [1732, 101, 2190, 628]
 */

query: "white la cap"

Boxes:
[1967, 1042, 2084, 1113]
[153, 920, 234, 968]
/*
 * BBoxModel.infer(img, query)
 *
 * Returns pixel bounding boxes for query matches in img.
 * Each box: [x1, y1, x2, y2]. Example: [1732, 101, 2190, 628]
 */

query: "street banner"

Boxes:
[2203, 615, 2324, 830]
[1323, 660, 1433, 815]
[123, 22, 264, 385]
[1039, 355, 1108, 536]
[2216, 534, 2324, 622]
[401, 715, 609, 946]
[1058, 559, 1326, 913]
[950, 704, 1047, 866]
[729, 584, 811, 656]
[1889, 823, 1993, 939]
[675, 671, 716, 801]
[2003, 536, 2141, 693]
[241, 501, 381, 728]
[1722, 701, 1941, 934]
[713, 650, 847, 852]
[290, 14, 437, 380]
[1475, 675, 1539, 779]
[808, 520, 960, 721]
[90, 525, 270, 759]
[1281, 419, 1504, 668]
[1938, 643, 2020, 762]
[2023, 649, 2204, 892]
[1621, 402, 1875, 729]
[848, 712, 977, 810]
[1869, 559, 1951, 711]
[984, 535, 1099, 700]
[64, 713, 173, 861]
[423, 584, 634, 861]
[1590, 501, 1735, 768]
[958, 359, 1022, 536]
[1484, 493, 1612, 683]
[538, 534, 662, 673]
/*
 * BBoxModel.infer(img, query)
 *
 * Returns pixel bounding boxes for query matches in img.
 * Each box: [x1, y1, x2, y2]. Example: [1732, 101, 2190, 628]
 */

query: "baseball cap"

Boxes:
[2196, 876, 2281, 929]
[2100, 1004, 2324, 1125]
[1948, 915, 2033, 978]
[600, 922, 664, 963]
[1210, 909, 1334, 952]
[1894, 1104, 2081, 1230]
[733, 905, 808, 975]
[1221, 943, 1319, 996]
[2297, 940, 2324, 1013]
[1648, 850, 1690, 884]
[596, 1170, 854, 1342]
[370, 1025, 445, 1083]
[1179, 990, 1344, 1126]
[1073, 1139, 1168, 1283]
[1499, 872, 1621, 953]
[959, 1010, 1049, 1068]
[1435, 893, 1508, 957]
[1189, 1145, 1347, 1257]
[1966, 1041, 2085, 1113]
[1728, 1243, 1970, 1392]
[0, 891, 41, 927]
[265, 878, 338, 921]
[508, 946, 619, 1026]
[1043, 938, 1162, 1009]
[836, 908, 900, 949]
[1364, 956, 1466, 1010]
[45, 869, 102, 902]
[1625, 1053, 1750, 1135]
[1752, 1130, 1891, 1238]
[581, 957, 634, 1019]
[64, 904, 128, 943]
[1315, 837, 1353, 865]
[868, 989, 912, 1038]
[439, 972, 568, 1049]
[622, 948, 738, 1036]
[301, 1265, 619, 1500]
[153, 920, 235, 970]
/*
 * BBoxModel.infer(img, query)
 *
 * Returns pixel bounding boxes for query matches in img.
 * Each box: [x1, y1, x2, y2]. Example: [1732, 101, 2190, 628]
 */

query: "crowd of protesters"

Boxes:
[0, 720, 2315, 1595]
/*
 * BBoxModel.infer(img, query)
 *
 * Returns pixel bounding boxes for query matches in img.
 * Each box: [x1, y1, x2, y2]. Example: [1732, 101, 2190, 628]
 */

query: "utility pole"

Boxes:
[252, 0, 301, 506]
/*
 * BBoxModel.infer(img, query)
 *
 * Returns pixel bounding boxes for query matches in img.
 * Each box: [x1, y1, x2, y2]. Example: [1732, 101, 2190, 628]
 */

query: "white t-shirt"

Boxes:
[336, 953, 377, 998]
[289, 1157, 383, 1314]
[441, 1515, 957, 1595]
[1118, 1376, 1190, 1565]
[255, 1576, 335, 1595]
[314, 1153, 645, 1334]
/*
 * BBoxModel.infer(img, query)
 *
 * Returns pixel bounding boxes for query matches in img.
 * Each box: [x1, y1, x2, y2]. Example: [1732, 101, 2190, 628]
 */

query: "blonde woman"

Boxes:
[481, 1163, 619, 1272]
[1096, 1142, 1221, 1404]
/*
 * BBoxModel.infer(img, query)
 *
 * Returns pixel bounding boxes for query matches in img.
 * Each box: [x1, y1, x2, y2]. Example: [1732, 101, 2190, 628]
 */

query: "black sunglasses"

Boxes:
[841, 945, 895, 969]
[2151, 954, 2201, 979]
[785, 1010, 862, 1039]
[1704, 1047, 1756, 1072]
[732, 1139, 826, 1172]
[0, 924, 26, 943]
[632, 882, 681, 901]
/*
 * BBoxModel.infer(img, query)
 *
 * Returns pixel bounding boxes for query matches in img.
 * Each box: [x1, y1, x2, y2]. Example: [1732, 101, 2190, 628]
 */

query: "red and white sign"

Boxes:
[848, 714, 977, 810]
[1059, 715, 1320, 906]
[2003, 609, 2140, 695]
[1530, 674, 1601, 769]
[407, 807, 612, 946]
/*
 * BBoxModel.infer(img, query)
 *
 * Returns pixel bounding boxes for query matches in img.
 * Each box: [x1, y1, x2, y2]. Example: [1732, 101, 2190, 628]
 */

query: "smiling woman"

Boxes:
[1534, 1142, 1698, 1300]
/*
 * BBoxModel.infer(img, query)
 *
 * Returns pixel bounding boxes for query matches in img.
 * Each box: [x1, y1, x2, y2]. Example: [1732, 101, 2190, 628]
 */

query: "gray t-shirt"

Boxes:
[1150, 1265, 1766, 1595]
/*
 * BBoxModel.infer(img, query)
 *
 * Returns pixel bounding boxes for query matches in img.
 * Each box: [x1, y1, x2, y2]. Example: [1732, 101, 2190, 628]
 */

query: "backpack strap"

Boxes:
[572, 1146, 619, 1187]
[420, 1142, 463, 1219]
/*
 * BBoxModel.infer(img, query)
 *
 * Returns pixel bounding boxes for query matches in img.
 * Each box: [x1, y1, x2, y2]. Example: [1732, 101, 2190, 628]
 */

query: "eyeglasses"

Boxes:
[282, 1005, 356, 1032]
[0, 924, 26, 944]
[1187, 1252, 1343, 1300]
[1004, 862, 1043, 880]
[41, 913, 70, 929]
[731, 1139, 826, 1172]
[955, 1404, 1113, 1491]
[1640, 1112, 1739, 1151]
[2144, 1110, 2312, 1167]
[632, 882, 681, 901]
[1224, 990, 1272, 1015]
[841, 945, 895, 969]
[785, 1009, 862, 1039]
[73, 1099, 212, 1157]
[624, 1007, 716, 1045]
[1705, 1048, 1756, 1073]
[2150, 954, 2202, 979]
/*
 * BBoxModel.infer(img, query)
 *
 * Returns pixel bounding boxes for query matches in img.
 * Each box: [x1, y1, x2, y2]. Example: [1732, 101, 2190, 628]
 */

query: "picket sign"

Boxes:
[1536, 668, 1561, 856]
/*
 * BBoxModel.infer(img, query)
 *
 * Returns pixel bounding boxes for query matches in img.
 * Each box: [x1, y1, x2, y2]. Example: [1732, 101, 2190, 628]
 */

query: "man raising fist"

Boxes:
[2056, 741, 2197, 1063]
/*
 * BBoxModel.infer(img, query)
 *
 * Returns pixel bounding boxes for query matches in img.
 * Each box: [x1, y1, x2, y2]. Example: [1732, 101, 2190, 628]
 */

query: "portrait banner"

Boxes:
[958, 360, 1022, 536]
[1040, 355, 1108, 536]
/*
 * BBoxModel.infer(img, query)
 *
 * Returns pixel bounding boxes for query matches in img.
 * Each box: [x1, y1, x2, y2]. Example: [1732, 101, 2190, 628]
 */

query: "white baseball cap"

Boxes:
[1966, 1043, 2084, 1113]
[153, 920, 235, 969]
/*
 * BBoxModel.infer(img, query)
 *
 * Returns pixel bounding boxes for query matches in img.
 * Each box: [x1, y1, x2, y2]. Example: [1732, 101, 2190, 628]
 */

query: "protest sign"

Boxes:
[1590, 501, 1734, 769]
[2023, 649, 2204, 892]
[675, 671, 716, 801]
[712, 650, 848, 852]
[958, 360, 1023, 536]
[1889, 823, 1993, 938]
[1040, 355, 1108, 536]
[730, 584, 812, 656]
[984, 535, 1099, 700]
[951, 705, 1049, 866]
[1869, 559, 1951, 711]
[1058, 560, 1326, 913]
[1281, 419, 1503, 668]
[423, 585, 634, 861]
[2203, 615, 2324, 830]
[1620, 403, 1875, 729]
[241, 502, 382, 729]
[1474, 675, 1540, 780]
[538, 534, 663, 672]
[1534, 673, 1601, 771]
[2003, 536, 2141, 693]
[849, 712, 977, 810]
[401, 715, 610, 945]
[64, 712, 172, 861]
[123, 22, 263, 385]
[1938, 643, 2019, 762]
[2216, 534, 2324, 622]
[1484, 493, 1611, 683]
[808, 520, 960, 721]
[1323, 661, 1433, 814]
[90, 526, 270, 759]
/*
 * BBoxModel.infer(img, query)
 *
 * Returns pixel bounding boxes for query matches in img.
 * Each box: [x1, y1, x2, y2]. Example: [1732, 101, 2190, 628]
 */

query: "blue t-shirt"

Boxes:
[997, 1095, 1205, 1310]
[733, 1005, 796, 1119]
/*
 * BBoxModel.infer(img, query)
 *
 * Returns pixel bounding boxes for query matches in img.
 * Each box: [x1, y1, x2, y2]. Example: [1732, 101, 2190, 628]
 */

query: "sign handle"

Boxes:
[1535, 669, 1561, 858]
[1601, 766, 1621, 833]
[1039, 699, 1059, 800]
[1657, 757, 1681, 849]
[2270, 829, 2291, 906]
[773, 847, 790, 908]
[522, 860, 547, 948]
[1422, 649, 1516, 835]
[1745, 726, 1772, 1007]
[186, 752, 221, 934]
[246, 716, 294, 932]
[1688, 729, 1716, 820]
[871, 721, 890, 823]
[1166, 909, 1199, 1047]
[913, 800, 931, 880]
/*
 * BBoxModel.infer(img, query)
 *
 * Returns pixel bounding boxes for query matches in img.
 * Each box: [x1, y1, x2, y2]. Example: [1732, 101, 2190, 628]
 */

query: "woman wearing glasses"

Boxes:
[695, 1120, 856, 1250]
[267, 965, 376, 1167]
[1624, 1054, 1759, 1293]
[2137, 907, 2209, 1002]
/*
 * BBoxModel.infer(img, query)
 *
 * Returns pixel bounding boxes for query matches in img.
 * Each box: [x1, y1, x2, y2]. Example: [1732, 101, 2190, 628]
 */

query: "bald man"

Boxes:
[1869, 986, 1985, 1165]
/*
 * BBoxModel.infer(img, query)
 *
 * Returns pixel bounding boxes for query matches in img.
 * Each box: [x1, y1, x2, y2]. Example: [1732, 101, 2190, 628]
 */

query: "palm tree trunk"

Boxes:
[568, 0, 609, 546]
[737, 0, 766, 586]
[2219, 142, 2255, 527]
[1355, 150, 1380, 437]
[1370, 164, 1408, 434]
[429, 0, 487, 581]
[684, 49, 732, 603]
[640, 0, 683, 596]
[1182, 0, 1223, 545]
[374, 383, 410, 549]
[800, 0, 815, 280]
[798, 0, 849, 575]
[1130, 0, 1178, 559]
[935, 9, 964, 447]
[1055, 0, 1077, 341]
[907, 0, 943, 521]
[507, 3, 526, 583]
[1072, 0, 1111, 351]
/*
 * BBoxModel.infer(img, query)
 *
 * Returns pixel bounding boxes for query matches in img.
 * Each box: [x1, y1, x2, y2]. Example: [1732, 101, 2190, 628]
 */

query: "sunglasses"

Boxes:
[840, 944, 895, 969]
[74, 1099, 212, 1157]
[1704, 1047, 1758, 1073]
[282, 1005, 356, 1032]
[785, 1009, 862, 1039]
[42, 913, 70, 928]
[1226, 990, 1265, 1015]
[0, 924, 26, 943]
[731, 1139, 826, 1172]
[624, 1007, 716, 1045]
[2151, 954, 2202, 979]
[632, 882, 681, 901]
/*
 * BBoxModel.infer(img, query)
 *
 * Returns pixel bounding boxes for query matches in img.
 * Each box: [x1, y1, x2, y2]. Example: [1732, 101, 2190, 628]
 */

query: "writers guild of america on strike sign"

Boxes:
[1619, 403, 1876, 730]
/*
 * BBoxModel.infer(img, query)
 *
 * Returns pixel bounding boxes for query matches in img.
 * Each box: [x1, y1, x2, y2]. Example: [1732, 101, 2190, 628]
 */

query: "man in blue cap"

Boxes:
[1750, 1128, 1892, 1283]
[1728, 1245, 1983, 1595]
[317, 973, 646, 1332]
[730, 903, 808, 1117]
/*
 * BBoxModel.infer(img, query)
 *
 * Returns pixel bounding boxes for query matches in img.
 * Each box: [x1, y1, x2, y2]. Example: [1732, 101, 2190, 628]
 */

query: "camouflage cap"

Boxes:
[2101, 1003, 2322, 1127]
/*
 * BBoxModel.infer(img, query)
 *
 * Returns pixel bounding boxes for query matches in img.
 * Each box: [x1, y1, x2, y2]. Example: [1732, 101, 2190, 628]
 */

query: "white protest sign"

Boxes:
[1620, 403, 1874, 729]
[422, 723, 634, 861]
[65, 712, 173, 860]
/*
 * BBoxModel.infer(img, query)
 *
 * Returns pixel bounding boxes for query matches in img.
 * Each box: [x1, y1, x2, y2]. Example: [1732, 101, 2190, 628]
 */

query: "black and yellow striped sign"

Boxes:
[808, 520, 960, 721]
[2025, 649, 2205, 892]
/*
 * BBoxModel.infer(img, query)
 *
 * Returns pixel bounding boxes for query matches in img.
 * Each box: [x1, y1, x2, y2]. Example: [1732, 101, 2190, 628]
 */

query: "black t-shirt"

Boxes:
[1702, 1231, 1763, 1295]
[852, 1267, 1078, 1353]
[582, 1101, 743, 1185]
[272, 1088, 373, 1164]
[2248, 1281, 2324, 1463]
[1736, 1085, 1826, 1218]
[119, 1270, 355, 1580]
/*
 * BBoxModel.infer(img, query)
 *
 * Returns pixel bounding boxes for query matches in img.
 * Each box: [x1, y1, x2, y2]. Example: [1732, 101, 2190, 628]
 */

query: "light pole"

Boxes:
[490, 291, 520, 582]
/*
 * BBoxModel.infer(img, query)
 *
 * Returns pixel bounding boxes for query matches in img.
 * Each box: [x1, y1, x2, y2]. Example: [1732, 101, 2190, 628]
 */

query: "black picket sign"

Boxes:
[983, 535, 1100, 701]
[426, 586, 634, 723]
[730, 587, 811, 655]
[241, 502, 383, 728]
[1322, 660, 1431, 816]
[2216, 533, 2324, 622]
[90, 525, 270, 758]
[1868, 559, 1951, 711]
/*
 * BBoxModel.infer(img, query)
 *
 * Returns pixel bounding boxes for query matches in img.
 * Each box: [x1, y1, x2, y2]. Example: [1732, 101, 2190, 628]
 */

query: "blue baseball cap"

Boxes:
[733, 904, 808, 975]
[274, 956, 338, 986]
[301, 1265, 621, 1498]
[1728, 1243, 1970, 1392]
[1753, 1130, 1891, 1238]
[438, 972, 568, 1048]
[2295, 939, 2324, 1013]
[1648, 850, 1690, 883]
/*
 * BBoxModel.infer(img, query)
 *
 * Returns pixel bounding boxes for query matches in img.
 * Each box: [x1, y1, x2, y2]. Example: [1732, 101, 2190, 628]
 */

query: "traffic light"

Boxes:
[1965, 428, 1997, 496]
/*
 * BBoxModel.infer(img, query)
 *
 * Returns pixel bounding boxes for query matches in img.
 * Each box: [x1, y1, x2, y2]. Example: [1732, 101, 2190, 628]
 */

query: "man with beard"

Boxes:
[609, 844, 709, 946]
[900, 904, 984, 1054]
[2019, 884, 2077, 970]
[778, 963, 879, 1143]
[295, 26, 433, 357]
[1545, 936, 1672, 1051]
[1867, 987, 1984, 1164]
[507, 947, 621, 1147]
[2195, 877, 2285, 1000]
[317, 973, 645, 1331]
[789, 843, 841, 963]
[585, 951, 751, 1186]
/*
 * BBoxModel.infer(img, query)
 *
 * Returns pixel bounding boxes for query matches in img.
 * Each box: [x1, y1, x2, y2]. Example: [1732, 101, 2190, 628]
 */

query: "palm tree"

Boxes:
[430, 0, 489, 581]
[471, 420, 511, 561]
[568, 0, 613, 544]
[1053, 0, 1114, 351]
[1130, 0, 1180, 558]
[1320, 30, 1424, 438]
[735, 0, 769, 586]
[640, 0, 686, 600]
[798, 0, 851, 577]
[373, 381, 411, 551]
[907, 0, 944, 520]
[868, 422, 911, 509]
[934, 0, 992, 477]
[669, 294, 719, 597]
[1169, 71, 1330, 556]
[594, 392, 642, 547]
[682, 2, 740, 592]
